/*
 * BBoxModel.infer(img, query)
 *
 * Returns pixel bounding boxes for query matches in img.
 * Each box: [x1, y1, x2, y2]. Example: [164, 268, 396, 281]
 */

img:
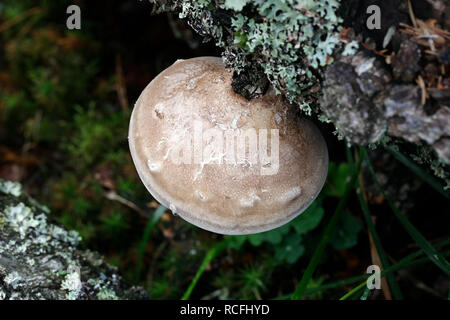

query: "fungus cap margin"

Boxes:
[128, 57, 328, 235]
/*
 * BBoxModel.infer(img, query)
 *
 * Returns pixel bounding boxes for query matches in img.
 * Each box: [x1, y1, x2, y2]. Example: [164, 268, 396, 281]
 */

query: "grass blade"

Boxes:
[351, 146, 402, 298]
[355, 151, 403, 299]
[365, 152, 450, 277]
[340, 281, 366, 300]
[136, 205, 166, 280]
[360, 287, 371, 300]
[340, 249, 450, 300]
[357, 184, 403, 299]
[291, 147, 364, 300]
[182, 239, 229, 300]
[384, 145, 450, 200]
[274, 239, 450, 299]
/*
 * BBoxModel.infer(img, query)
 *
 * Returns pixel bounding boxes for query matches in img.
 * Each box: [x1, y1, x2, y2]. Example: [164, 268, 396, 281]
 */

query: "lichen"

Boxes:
[3, 201, 81, 245]
[4, 271, 21, 290]
[97, 288, 119, 300]
[159, 0, 348, 113]
[0, 180, 148, 300]
[342, 40, 359, 56]
[0, 180, 22, 197]
[60, 268, 82, 300]
[4, 204, 42, 239]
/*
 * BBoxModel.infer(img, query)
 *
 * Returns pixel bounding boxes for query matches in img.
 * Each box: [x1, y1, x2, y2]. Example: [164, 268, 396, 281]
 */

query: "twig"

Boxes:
[104, 190, 148, 218]
[0, 7, 42, 33]
[115, 53, 129, 111]
[408, 0, 418, 29]
[416, 75, 428, 105]
[357, 154, 393, 300]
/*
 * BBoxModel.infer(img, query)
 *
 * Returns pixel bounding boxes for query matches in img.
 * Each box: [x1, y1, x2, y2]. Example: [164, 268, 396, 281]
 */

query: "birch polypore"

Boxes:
[129, 57, 328, 235]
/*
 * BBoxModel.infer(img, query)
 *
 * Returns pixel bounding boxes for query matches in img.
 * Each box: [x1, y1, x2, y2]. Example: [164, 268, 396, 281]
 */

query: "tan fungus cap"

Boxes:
[129, 57, 328, 235]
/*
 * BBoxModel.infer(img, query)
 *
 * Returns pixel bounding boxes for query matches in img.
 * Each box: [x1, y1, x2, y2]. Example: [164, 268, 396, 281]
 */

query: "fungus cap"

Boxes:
[129, 57, 328, 235]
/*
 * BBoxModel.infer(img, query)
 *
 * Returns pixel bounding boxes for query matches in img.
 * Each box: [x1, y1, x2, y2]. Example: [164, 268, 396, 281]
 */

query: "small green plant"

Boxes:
[228, 199, 324, 264]
[238, 264, 268, 299]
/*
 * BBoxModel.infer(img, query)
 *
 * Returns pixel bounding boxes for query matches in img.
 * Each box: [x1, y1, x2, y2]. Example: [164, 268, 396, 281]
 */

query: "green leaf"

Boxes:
[264, 230, 284, 245]
[323, 162, 351, 197]
[275, 233, 305, 264]
[227, 235, 247, 250]
[247, 223, 290, 246]
[291, 200, 324, 235]
[331, 210, 362, 250]
[248, 233, 264, 246]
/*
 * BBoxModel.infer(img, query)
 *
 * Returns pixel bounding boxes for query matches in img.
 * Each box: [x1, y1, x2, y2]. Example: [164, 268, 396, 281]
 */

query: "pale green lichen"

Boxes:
[60, 269, 82, 300]
[2, 202, 81, 245]
[97, 288, 119, 300]
[227, 0, 344, 107]
[4, 204, 41, 239]
[28, 196, 50, 214]
[179, 0, 225, 47]
[342, 40, 359, 56]
[410, 143, 450, 189]
[87, 277, 121, 300]
[169, 0, 348, 114]
[0, 181, 148, 300]
[26, 257, 35, 266]
[4, 271, 21, 290]
[0, 180, 22, 197]
[224, 0, 250, 12]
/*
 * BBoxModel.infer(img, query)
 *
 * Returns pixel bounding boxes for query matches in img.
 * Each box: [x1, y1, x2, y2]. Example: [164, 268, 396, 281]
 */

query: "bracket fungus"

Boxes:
[129, 57, 328, 235]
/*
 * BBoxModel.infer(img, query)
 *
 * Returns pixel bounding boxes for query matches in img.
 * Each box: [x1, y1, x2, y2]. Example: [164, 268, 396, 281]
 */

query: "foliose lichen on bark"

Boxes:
[152, 0, 353, 112]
